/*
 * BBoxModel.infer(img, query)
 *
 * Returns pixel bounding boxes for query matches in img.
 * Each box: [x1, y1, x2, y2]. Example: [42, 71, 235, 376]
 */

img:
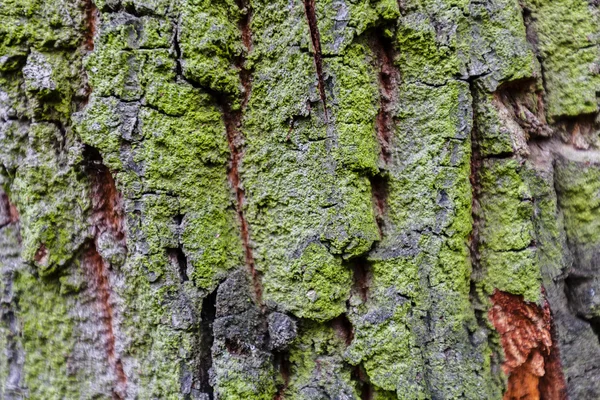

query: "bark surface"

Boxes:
[1, 0, 600, 399]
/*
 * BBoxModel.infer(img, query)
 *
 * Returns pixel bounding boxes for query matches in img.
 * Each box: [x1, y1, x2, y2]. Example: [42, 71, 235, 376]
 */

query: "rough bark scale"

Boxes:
[0, 0, 599, 398]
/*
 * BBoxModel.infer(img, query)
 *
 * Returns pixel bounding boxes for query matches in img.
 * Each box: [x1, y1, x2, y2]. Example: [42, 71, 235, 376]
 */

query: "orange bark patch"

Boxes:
[489, 291, 567, 400]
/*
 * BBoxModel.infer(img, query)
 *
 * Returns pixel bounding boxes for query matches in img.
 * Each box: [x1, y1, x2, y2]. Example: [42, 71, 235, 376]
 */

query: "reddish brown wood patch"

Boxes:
[489, 290, 567, 400]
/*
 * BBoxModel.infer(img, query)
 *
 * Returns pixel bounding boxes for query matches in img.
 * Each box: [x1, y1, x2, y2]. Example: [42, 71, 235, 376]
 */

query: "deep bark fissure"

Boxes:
[371, 29, 399, 165]
[370, 173, 389, 238]
[302, 0, 328, 119]
[330, 313, 354, 346]
[350, 257, 370, 303]
[83, 0, 98, 52]
[83, 145, 127, 399]
[167, 247, 189, 283]
[198, 288, 217, 399]
[0, 193, 23, 396]
[83, 243, 127, 400]
[272, 350, 291, 400]
[220, 0, 263, 305]
[351, 364, 375, 400]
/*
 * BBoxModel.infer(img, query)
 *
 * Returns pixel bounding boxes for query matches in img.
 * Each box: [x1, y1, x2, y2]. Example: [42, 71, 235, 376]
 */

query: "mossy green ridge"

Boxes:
[179, 0, 244, 104]
[347, 77, 501, 399]
[240, 0, 381, 321]
[476, 158, 541, 302]
[554, 157, 600, 251]
[75, 3, 246, 396]
[522, 0, 600, 119]
[13, 270, 79, 399]
[10, 123, 91, 275]
[285, 321, 360, 398]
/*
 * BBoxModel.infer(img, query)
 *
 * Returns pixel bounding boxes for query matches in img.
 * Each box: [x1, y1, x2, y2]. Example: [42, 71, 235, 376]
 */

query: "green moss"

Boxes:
[478, 159, 535, 251]
[522, 0, 599, 119]
[472, 89, 522, 157]
[15, 270, 79, 399]
[522, 161, 569, 284]
[395, 4, 466, 85]
[179, 0, 243, 103]
[73, 96, 126, 170]
[481, 248, 540, 300]
[316, 0, 400, 55]
[212, 355, 277, 400]
[554, 157, 600, 247]
[476, 158, 541, 302]
[241, 0, 383, 321]
[10, 123, 90, 275]
[464, 0, 536, 87]
[286, 321, 360, 398]
[264, 243, 351, 321]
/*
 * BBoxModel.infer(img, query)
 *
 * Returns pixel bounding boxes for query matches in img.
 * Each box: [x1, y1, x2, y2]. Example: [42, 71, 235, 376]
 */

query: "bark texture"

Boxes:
[1, 0, 599, 398]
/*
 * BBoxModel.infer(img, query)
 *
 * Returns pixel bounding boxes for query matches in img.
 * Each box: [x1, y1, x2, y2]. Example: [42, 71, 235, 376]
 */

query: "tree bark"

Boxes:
[1, 0, 599, 398]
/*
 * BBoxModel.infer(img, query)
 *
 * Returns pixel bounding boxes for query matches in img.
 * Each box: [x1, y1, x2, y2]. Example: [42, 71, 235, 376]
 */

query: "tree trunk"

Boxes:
[1, 0, 599, 398]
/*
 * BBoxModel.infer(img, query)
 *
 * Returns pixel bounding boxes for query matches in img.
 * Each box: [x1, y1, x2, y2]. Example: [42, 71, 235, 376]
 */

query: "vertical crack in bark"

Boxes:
[368, 28, 398, 239]
[352, 364, 375, 400]
[302, 0, 328, 119]
[372, 29, 399, 165]
[222, 0, 262, 304]
[83, 244, 127, 399]
[370, 174, 389, 239]
[272, 350, 291, 400]
[488, 291, 567, 400]
[167, 246, 189, 283]
[351, 257, 370, 303]
[0, 192, 19, 229]
[83, 0, 98, 52]
[198, 287, 217, 399]
[330, 313, 354, 346]
[83, 146, 127, 399]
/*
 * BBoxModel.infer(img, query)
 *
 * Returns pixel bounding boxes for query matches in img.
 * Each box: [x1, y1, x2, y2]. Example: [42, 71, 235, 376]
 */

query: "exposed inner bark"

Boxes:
[82, 244, 127, 400]
[489, 291, 567, 400]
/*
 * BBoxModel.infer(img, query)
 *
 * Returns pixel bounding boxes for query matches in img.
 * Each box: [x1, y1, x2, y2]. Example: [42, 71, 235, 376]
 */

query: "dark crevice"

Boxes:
[302, 0, 328, 120]
[173, 18, 184, 77]
[329, 314, 354, 346]
[370, 173, 389, 237]
[370, 28, 400, 165]
[468, 80, 503, 381]
[198, 288, 217, 399]
[272, 350, 291, 400]
[167, 247, 188, 283]
[588, 317, 600, 343]
[83, 0, 99, 51]
[351, 257, 370, 303]
[351, 364, 375, 400]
